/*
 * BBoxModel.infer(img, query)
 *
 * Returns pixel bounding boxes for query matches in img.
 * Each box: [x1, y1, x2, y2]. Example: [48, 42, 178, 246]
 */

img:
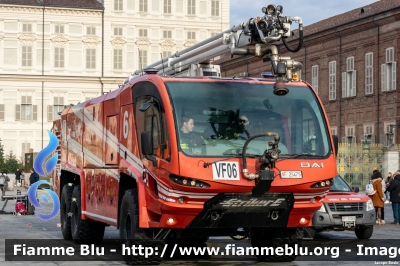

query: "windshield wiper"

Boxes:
[280, 153, 325, 159]
[223, 153, 258, 158]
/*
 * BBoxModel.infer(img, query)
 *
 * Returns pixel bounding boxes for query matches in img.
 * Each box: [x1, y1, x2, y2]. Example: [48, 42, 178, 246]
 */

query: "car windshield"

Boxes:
[330, 176, 352, 192]
[166, 81, 331, 157]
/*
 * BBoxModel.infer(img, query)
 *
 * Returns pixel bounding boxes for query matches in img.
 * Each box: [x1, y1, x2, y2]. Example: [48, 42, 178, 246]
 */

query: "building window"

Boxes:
[365, 53, 373, 94]
[114, 27, 123, 36]
[164, 0, 171, 13]
[21, 142, 31, 158]
[211, 0, 219, 16]
[329, 61, 336, 100]
[343, 127, 356, 143]
[113, 49, 123, 70]
[363, 125, 375, 144]
[163, 30, 172, 39]
[187, 31, 196, 40]
[22, 24, 32, 32]
[311, 65, 318, 93]
[86, 49, 96, 69]
[188, 0, 195, 15]
[87, 26, 96, 35]
[55, 25, 64, 34]
[162, 51, 172, 58]
[139, 29, 148, 37]
[48, 97, 64, 121]
[342, 56, 356, 97]
[54, 47, 65, 68]
[138, 50, 147, 69]
[382, 47, 396, 91]
[22, 46, 32, 67]
[331, 127, 337, 136]
[139, 0, 148, 12]
[0, 104, 4, 121]
[114, 0, 123, 11]
[16, 96, 37, 121]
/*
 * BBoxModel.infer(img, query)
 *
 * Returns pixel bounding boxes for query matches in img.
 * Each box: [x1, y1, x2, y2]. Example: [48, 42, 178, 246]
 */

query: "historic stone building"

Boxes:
[217, 0, 400, 146]
[0, 0, 230, 159]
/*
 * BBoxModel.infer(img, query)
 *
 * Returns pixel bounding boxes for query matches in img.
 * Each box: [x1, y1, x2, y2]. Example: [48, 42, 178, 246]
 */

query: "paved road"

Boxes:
[0, 187, 399, 265]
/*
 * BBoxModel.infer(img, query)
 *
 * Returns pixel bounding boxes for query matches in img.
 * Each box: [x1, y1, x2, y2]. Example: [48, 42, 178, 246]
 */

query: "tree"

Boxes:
[4, 150, 23, 174]
[0, 138, 5, 172]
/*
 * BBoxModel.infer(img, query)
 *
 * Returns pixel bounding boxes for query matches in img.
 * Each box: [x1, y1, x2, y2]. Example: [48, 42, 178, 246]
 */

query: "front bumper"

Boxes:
[311, 202, 376, 230]
[187, 192, 294, 228]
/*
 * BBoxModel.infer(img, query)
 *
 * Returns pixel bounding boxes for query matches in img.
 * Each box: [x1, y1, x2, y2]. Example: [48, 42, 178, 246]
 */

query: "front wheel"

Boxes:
[355, 226, 373, 239]
[119, 189, 163, 265]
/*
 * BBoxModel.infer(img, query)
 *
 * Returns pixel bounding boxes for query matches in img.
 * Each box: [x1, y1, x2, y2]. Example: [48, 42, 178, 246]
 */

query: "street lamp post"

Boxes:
[362, 134, 371, 188]
[346, 136, 353, 183]
[385, 124, 399, 147]
[383, 124, 399, 182]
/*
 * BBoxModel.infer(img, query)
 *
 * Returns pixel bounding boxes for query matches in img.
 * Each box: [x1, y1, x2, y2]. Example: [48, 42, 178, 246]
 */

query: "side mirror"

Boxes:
[352, 186, 359, 193]
[141, 131, 157, 167]
[332, 135, 338, 156]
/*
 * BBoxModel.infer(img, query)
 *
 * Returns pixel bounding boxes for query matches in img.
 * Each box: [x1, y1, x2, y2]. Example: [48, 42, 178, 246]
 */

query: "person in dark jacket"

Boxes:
[29, 168, 39, 186]
[15, 168, 22, 186]
[386, 174, 400, 225]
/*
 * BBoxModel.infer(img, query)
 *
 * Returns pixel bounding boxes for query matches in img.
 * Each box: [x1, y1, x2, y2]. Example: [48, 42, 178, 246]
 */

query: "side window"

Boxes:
[302, 108, 317, 154]
[135, 96, 170, 160]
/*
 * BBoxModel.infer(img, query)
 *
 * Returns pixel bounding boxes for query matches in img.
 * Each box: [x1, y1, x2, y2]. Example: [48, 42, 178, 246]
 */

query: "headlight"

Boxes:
[366, 199, 374, 211]
[318, 204, 326, 213]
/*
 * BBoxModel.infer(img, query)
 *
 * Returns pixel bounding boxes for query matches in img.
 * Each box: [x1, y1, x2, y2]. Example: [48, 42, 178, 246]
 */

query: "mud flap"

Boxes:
[187, 193, 294, 228]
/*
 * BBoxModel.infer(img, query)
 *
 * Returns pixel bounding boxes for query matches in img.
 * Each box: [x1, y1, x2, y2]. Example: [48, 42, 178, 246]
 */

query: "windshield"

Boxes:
[330, 176, 352, 192]
[166, 81, 331, 157]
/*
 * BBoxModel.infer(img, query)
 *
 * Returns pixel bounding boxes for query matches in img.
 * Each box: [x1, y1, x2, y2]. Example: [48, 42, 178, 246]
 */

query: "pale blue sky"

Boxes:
[230, 0, 378, 27]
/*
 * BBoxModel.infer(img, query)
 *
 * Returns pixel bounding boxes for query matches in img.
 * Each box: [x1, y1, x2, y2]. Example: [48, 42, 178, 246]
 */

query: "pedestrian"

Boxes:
[29, 168, 39, 186]
[369, 171, 385, 225]
[15, 168, 22, 186]
[385, 172, 393, 203]
[20, 169, 25, 186]
[386, 172, 400, 225]
[0, 172, 10, 201]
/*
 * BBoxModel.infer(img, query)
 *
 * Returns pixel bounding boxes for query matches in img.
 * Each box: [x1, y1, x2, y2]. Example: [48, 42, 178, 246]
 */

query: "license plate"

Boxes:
[280, 171, 302, 178]
[212, 162, 240, 180]
[342, 216, 356, 222]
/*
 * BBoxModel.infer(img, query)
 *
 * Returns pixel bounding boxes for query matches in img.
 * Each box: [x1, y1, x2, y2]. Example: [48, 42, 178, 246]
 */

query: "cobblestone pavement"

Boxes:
[0, 187, 399, 265]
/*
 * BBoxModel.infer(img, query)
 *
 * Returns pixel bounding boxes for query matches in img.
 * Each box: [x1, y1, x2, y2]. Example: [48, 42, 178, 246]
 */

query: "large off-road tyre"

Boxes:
[251, 228, 301, 262]
[60, 183, 74, 240]
[71, 185, 105, 244]
[119, 189, 163, 265]
[355, 226, 373, 239]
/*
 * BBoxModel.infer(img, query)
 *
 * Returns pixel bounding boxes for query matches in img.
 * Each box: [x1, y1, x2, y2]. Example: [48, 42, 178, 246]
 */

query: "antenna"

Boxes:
[160, 53, 165, 76]
[139, 48, 143, 76]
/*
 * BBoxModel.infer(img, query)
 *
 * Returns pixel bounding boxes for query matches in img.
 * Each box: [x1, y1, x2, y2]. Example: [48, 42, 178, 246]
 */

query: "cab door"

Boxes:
[134, 84, 171, 215]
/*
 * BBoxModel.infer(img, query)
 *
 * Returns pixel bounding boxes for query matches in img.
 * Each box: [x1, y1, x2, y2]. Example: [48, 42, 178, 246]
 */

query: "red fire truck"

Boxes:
[52, 4, 338, 264]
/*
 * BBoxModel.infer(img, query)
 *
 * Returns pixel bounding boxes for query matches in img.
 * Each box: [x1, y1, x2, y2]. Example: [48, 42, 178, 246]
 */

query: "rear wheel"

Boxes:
[355, 226, 373, 239]
[60, 183, 74, 240]
[119, 189, 163, 265]
[71, 185, 105, 244]
[251, 228, 301, 262]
